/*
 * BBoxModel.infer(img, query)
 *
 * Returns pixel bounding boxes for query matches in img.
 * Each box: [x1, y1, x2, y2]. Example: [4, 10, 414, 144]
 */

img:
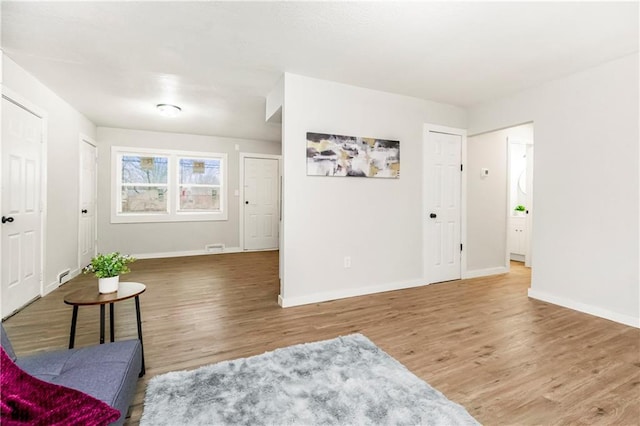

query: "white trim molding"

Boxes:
[463, 266, 509, 279]
[279, 278, 428, 308]
[110, 146, 229, 224]
[528, 289, 640, 328]
[132, 247, 242, 260]
[45, 268, 80, 295]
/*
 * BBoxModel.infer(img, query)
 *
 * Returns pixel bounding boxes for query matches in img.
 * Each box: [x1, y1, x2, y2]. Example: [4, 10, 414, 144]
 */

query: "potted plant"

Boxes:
[83, 252, 136, 294]
[514, 205, 526, 216]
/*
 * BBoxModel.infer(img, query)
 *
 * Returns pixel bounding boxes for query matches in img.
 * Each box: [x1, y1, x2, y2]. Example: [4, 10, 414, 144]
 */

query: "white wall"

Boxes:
[96, 127, 281, 257]
[468, 53, 639, 327]
[2, 56, 97, 294]
[466, 123, 533, 273]
[466, 131, 508, 272]
[279, 73, 467, 306]
[265, 75, 284, 123]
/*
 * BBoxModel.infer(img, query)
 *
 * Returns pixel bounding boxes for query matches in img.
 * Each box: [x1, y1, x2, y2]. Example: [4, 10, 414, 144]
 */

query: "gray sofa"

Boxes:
[1, 324, 142, 426]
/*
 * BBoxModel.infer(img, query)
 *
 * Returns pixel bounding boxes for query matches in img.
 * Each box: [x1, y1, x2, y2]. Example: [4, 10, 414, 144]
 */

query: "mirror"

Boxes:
[518, 170, 526, 194]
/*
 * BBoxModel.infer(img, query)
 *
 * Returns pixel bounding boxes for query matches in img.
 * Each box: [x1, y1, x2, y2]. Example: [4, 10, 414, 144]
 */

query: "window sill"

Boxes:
[110, 212, 228, 224]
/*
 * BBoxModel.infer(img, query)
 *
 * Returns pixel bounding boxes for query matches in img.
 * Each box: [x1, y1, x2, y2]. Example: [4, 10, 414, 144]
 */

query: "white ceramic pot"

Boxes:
[98, 276, 119, 294]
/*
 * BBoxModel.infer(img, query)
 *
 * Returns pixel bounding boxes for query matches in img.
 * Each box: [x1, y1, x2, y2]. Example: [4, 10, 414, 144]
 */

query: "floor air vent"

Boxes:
[205, 243, 225, 253]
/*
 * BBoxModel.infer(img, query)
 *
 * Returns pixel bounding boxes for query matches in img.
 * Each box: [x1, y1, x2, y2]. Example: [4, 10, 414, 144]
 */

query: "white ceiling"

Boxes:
[2, 1, 638, 142]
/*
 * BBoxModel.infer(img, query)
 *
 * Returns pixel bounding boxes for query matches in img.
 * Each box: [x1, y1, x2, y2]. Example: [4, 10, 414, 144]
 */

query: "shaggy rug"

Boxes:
[140, 334, 479, 425]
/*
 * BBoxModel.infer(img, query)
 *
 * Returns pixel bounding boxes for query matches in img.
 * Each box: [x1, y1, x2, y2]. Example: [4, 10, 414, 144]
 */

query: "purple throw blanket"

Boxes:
[1, 347, 120, 426]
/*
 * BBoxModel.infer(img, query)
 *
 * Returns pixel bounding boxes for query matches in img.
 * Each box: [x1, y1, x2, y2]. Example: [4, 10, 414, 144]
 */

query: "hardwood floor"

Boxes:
[3, 252, 639, 425]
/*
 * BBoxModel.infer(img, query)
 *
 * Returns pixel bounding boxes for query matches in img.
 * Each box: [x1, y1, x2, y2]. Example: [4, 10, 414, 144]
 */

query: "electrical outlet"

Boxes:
[344, 256, 351, 268]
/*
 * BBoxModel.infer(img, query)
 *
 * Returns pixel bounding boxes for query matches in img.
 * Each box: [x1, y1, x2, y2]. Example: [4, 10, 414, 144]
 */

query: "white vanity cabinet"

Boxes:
[509, 216, 527, 258]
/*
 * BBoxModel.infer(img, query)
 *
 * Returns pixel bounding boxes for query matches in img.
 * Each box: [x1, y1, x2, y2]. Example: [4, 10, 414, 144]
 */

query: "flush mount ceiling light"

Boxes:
[156, 104, 182, 117]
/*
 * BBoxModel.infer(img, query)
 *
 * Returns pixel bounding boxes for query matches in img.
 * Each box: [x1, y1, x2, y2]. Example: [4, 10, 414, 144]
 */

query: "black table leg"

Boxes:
[134, 295, 145, 376]
[109, 303, 115, 342]
[69, 305, 78, 349]
[99, 304, 105, 344]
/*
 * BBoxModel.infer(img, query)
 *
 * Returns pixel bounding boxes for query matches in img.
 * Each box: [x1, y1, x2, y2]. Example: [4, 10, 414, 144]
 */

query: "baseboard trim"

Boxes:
[67, 267, 81, 283]
[2, 295, 40, 320]
[242, 247, 279, 253]
[133, 247, 242, 260]
[463, 266, 509, 279]
[528, 289, 639, 328]
[279, 278, 428, 308]
[44, 280, 59, 295]
[43, 267, 80, 295]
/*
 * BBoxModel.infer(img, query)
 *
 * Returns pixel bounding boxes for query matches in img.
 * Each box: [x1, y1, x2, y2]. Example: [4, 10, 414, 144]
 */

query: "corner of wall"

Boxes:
[528, 288, 640, 329]
[266, 75, 284, 123]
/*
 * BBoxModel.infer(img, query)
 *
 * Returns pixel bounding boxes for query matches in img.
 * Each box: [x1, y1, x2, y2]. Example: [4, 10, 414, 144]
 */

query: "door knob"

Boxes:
[81, 209, 88, 214]
[2, 216, 15, 224]
[429, 213, 437, 218]
[245, 201, 249, 205]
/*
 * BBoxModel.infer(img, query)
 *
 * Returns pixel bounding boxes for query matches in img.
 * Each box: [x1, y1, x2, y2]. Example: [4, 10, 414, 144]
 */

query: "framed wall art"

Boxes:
[306, 132, 400, 178]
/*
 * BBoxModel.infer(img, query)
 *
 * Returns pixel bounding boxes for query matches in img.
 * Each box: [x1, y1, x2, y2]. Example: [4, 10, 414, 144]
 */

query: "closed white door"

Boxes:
[426, 131, 462, 283]
[79, 139, 97, 269]
[244, 157, 279, 250]
[1, 97, 43, 316]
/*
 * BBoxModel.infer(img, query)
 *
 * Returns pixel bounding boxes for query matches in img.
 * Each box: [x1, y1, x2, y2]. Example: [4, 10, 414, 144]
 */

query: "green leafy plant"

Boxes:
[514, 205, 526, 212]
[83, 252, 136, 278]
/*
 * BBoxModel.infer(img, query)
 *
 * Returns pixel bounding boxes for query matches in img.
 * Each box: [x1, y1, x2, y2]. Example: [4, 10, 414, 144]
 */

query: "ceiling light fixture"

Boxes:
[156, 103, 182, 117]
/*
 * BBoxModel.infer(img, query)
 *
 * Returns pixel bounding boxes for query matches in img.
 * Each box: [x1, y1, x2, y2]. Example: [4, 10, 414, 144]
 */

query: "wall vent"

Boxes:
[205, 243, 225, 253]
[58, 269, 71, 284]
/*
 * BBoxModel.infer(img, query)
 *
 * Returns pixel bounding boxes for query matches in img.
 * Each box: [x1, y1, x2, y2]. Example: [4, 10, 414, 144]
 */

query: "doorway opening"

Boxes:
[465, 122, 533, 280]
[508, 134, 534, 268]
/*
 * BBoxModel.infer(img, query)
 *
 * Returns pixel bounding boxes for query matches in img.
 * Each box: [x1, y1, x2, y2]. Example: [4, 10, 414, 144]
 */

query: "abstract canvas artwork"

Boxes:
[307, 132, 400, 178]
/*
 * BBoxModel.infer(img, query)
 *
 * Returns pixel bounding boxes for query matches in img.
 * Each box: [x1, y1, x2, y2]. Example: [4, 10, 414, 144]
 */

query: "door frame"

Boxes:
[1, 87, 48, 314]
[78, 134, 98, 271]
[524, 143, 534, 268]
[238, 153, 282, 251]
[422, 123, 467, 283]
[507, 136, 534, 269]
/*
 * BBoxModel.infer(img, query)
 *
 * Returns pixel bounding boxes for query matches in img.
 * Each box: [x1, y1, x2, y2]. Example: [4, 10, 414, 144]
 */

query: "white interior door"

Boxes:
[1, 97, 43, 316]
[426, 131, 462, 283]
[79, 139, 97, 269]
[243, 157, 279, 250]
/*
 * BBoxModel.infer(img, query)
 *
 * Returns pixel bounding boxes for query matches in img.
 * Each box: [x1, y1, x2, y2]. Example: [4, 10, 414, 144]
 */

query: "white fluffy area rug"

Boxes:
[140, 334, 479, 425]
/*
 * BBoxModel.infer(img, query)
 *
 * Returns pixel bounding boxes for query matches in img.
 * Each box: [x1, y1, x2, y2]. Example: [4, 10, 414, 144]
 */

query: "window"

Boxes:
[112, 147, 227, 223]
[178, 158, 221, 212]
[120, 155, 169, 214]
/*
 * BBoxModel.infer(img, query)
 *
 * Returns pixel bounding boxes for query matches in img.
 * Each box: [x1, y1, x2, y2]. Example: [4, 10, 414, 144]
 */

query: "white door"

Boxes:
[426, 131, 462, 283]
[79, 139, 97, 269]
[1, 97, 43, 316]
[243, 157, 279, 250]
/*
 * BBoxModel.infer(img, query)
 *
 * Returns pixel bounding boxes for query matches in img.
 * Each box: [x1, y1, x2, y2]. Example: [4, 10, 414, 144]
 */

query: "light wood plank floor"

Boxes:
[3, 252, 639, 425]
